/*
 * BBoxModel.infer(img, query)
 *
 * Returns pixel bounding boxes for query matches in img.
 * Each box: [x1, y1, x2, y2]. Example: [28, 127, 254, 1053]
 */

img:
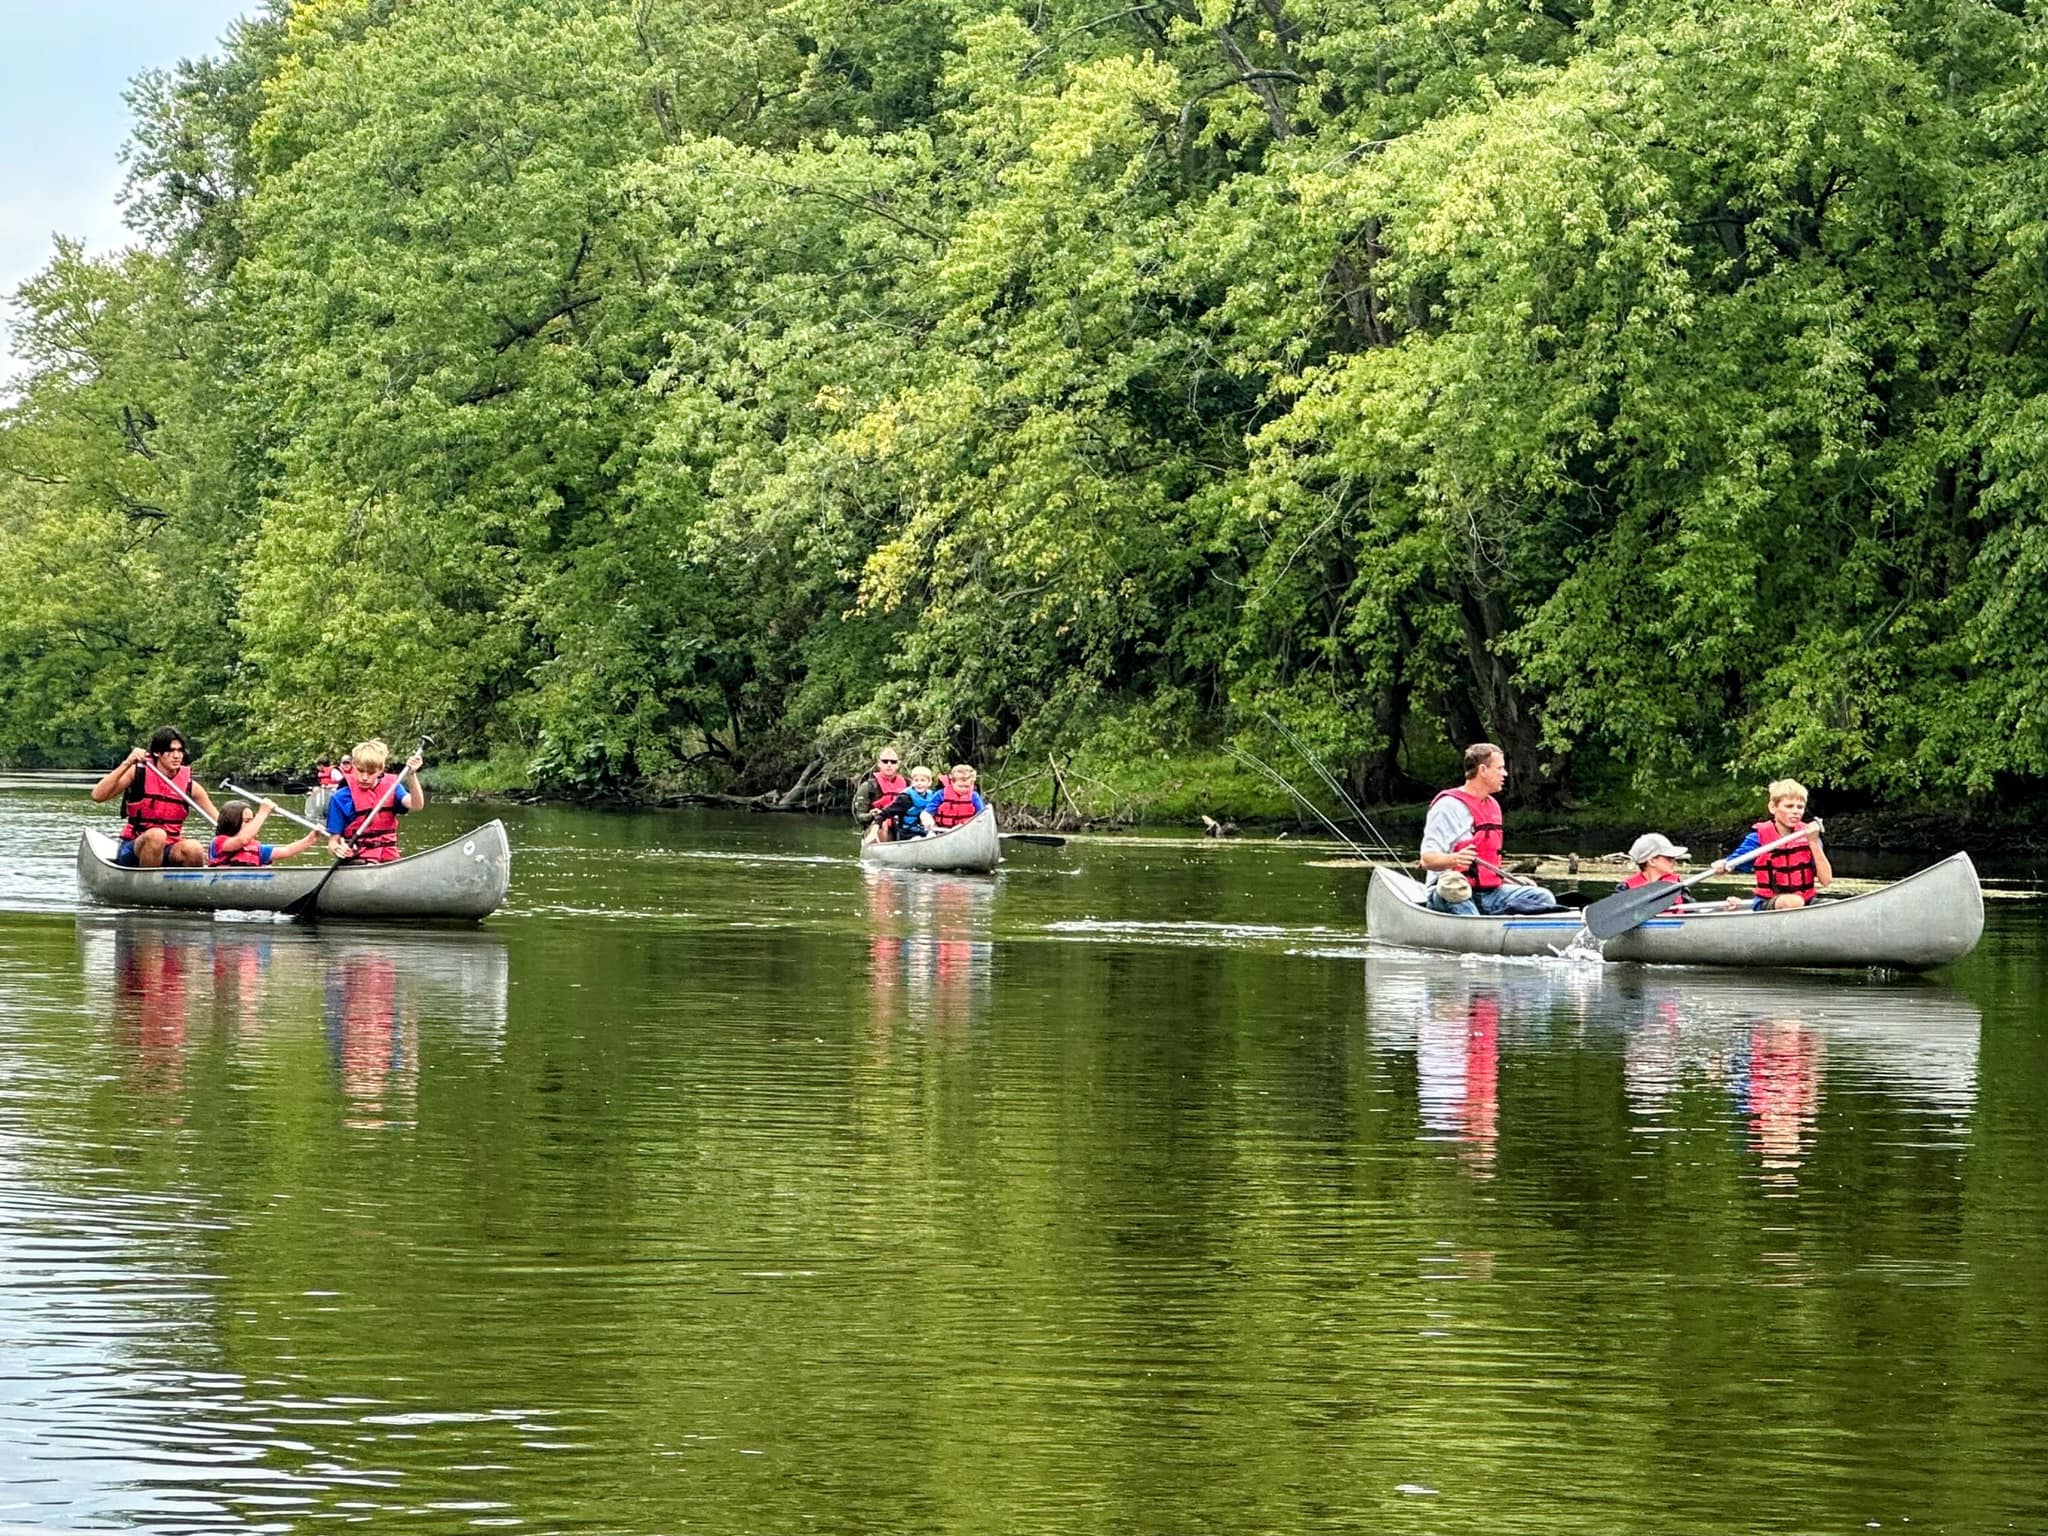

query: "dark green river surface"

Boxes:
[3, 782, 2048, 1534]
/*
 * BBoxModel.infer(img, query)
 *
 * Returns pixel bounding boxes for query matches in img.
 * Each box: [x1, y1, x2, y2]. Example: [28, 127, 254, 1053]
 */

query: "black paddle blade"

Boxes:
[283, 858, 348, 919]
[1582, 879, 1686, 940]
[1000, 833, 1067, 847]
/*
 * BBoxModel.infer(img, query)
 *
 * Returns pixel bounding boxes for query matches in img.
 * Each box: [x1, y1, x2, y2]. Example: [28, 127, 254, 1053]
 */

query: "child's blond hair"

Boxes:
[1766, 778, 1808, 804]
[352, 739, 390, 774]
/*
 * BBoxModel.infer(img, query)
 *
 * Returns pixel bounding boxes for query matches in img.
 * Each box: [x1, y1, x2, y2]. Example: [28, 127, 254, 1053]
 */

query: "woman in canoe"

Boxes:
[208, 799, 323, 867]
[89, 727, 220, 868]
[1709, 779, 1831, 910]
[324, 739, 426, 863]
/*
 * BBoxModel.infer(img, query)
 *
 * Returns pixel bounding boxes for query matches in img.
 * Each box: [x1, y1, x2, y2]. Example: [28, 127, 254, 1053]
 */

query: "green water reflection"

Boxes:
[0, 797, 2045, 1532]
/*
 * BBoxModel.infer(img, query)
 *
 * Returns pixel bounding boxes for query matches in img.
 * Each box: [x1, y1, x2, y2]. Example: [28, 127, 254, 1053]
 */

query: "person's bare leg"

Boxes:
[133, 829, 170, 868]
[166, 837, 206, 868]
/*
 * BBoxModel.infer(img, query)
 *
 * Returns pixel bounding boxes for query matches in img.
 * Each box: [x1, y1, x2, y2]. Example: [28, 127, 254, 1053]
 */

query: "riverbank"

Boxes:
[421, 747, 2048, 859]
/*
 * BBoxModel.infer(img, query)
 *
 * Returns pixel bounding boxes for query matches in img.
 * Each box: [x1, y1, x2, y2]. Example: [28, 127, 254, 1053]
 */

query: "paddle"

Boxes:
[220, 782, 323, 832]
[137, 753, 217, 828]
[1582, 823, 1819, 940]
[284, 742, 425, 920]
[1001, 833, 1068, 847]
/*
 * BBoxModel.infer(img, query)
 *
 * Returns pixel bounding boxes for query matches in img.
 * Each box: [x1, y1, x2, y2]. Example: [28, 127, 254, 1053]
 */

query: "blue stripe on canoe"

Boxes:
[1501, 919, 1686, 931]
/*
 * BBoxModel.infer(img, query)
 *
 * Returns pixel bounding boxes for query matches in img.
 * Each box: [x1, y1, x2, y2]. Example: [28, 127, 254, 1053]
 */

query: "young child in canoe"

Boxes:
[1710, 779, 1831, 910]
[1617, 833, 1744, 912]
[871, 766, 944, 841]
[931, 763, 985, 831]
[208, 798, 323, 867]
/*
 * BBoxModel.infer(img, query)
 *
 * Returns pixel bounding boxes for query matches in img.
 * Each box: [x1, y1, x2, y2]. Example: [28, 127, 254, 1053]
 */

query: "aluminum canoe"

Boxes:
[1365, 853, 1983, 972]
[77, 820, 512, 921]
[857, 804, 1001, 873]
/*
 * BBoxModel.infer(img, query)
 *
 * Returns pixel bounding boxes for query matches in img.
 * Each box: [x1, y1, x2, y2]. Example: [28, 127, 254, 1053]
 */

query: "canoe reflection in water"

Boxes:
[1365, 954, 1980, 1182]
[860, 868, 995, 1039]
[81, 915, 511, 1124]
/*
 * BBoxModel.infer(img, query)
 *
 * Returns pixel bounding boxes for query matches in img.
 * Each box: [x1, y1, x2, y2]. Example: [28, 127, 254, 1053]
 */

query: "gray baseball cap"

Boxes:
[1627, 833, 1688, 865]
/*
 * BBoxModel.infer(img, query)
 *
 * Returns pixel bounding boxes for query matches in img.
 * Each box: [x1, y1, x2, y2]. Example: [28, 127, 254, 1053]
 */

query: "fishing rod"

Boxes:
[1261, 713, 1406, 862]
[1223, 744, 1375, 860]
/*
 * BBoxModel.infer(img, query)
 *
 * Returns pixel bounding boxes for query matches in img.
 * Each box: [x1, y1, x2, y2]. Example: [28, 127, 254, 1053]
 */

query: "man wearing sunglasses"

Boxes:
[852, 748, 909, 830]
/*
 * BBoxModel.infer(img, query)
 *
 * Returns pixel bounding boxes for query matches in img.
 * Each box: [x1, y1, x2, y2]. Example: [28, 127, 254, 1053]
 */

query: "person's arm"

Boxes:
[1418, 801, 1476, 873]
[274, 829, 321, 861]
[853, 776, 877, 823]
[399, 752, 425, 812]
[91, 751, 147, 803]
[325, 788, 354, 856]
[1808, 819, 1832, 888]
[1710, 830, 1761, 874]
[189, 782, 220, 822]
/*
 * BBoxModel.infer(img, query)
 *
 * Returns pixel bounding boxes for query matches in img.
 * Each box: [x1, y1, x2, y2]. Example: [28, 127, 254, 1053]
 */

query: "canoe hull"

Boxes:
[858, 804, 1001, 873]
[77, 820, 513, 921]
[1365, 853, 1984, 972]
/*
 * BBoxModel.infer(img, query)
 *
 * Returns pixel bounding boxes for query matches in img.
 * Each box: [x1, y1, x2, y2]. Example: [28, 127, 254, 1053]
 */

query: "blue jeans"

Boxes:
[1429, 883, 1558, 917]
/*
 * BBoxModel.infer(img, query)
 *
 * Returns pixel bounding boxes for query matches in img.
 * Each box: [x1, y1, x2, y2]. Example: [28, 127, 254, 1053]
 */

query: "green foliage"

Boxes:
[6, 0, 2048, 815]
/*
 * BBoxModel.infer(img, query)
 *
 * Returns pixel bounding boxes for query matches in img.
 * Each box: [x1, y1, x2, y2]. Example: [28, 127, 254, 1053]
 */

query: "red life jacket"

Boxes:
[1621, 869, 1681, 890]
[869, 771, 906, 809]
[318, 765, 343, 788]
[341, 774, 403, 863]
[1750, 819, 1817, 902]
[208, 835, 264, 868]
[1431, 787, 1505, 890]
[932, 785, 981, 830]
[121, 761, 193, 842]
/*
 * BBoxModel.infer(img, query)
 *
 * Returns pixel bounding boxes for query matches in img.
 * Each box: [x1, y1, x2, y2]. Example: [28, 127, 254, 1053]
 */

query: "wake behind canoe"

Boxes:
[77, 820, 513, 921]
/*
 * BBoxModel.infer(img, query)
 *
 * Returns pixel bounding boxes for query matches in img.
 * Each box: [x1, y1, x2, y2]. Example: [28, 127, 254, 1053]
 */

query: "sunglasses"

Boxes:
[879, 758, 900, 765]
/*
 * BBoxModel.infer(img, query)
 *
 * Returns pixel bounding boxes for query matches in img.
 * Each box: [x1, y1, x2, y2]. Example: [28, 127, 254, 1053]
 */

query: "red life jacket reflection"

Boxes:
[122, 761, 193, 842]
[1749, 819, 1816, 902]
[932, 786, 980, 829]
[1431, 787, 1504, 890]
[342, 774, 403, 863]
[208, 835, 264, 867]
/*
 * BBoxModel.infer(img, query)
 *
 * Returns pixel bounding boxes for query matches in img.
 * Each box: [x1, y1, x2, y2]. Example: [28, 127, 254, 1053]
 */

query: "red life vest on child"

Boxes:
[1620, 869, 1681, 890]
[341, 774, 403, 863]
[1431, 787, 1505, 890]
[208, 835, 263, 868]
[121, 761, 193, 842]
[1750, 820, 1817, 902]
[932, 785, 981, 829]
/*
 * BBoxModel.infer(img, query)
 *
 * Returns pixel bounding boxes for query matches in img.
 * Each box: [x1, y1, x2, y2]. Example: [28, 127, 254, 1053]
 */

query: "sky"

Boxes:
[1, 1, 257, 374]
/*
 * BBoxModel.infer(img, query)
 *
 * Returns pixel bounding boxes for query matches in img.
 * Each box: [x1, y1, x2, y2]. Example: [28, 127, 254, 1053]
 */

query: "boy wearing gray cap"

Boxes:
[1619, 834, 1745, 911]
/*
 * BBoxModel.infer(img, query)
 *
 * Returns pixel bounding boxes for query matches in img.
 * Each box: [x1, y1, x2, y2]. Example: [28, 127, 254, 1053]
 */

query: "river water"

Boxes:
[2, 783, 2046, 1533]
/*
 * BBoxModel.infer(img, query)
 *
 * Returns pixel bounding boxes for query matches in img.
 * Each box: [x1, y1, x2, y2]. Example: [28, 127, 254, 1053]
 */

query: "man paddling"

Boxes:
[852, 747, 908, 832]
[89, 728, 220, 867]
[1420, 743, 1557, 916]
[324, 739, 425, 863]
